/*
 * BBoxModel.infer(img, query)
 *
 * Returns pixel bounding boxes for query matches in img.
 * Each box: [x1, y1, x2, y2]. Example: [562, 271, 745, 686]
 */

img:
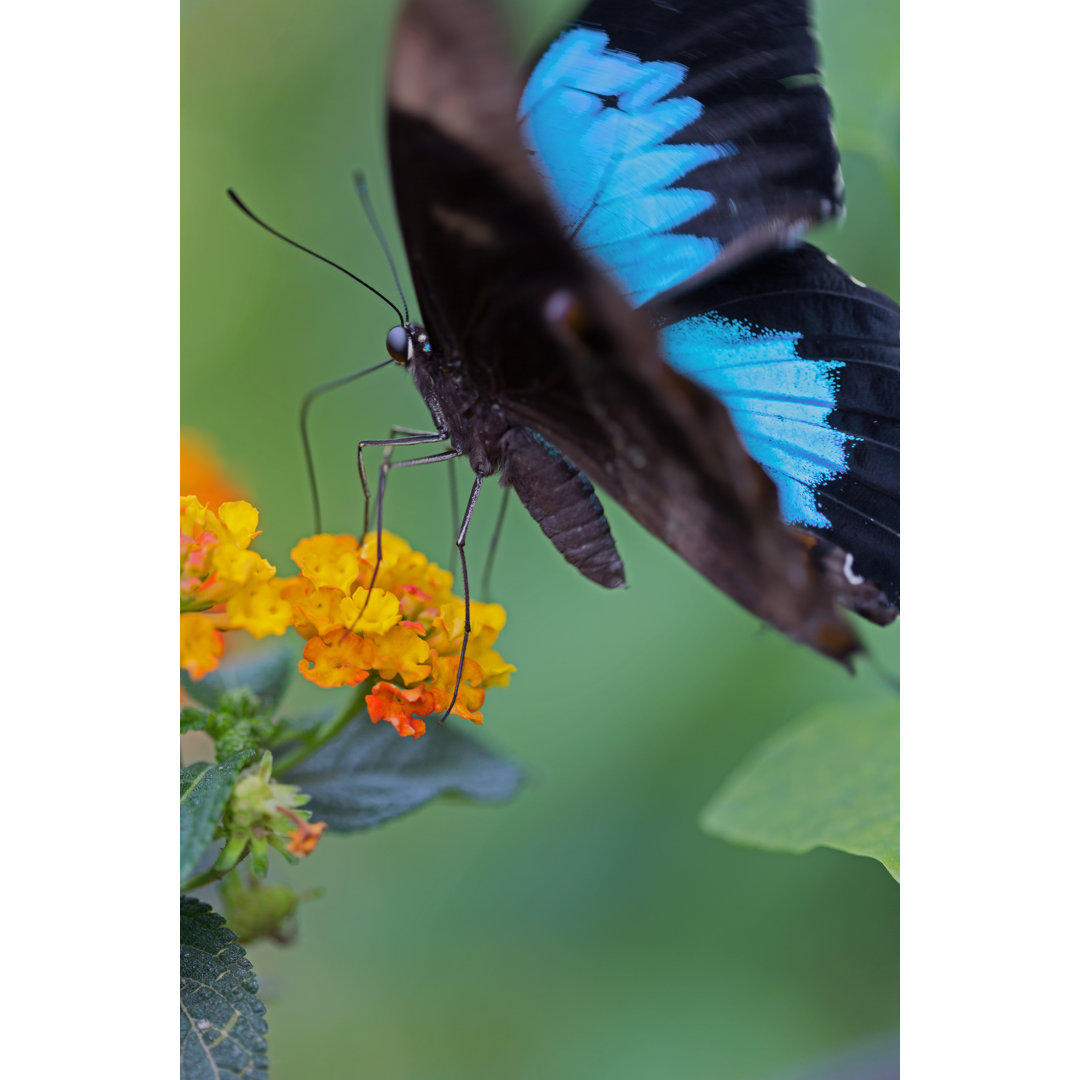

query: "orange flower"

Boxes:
[366, 682, 440, 739]
[429, 654, 486, 723]
[276, 577, 319, 639]
[299, 634, 372, 688]
[180, 430, 248, 510]
[287, 582, 350, 638]
[180, 612, 224, 678]
[285, 819, 327, 856]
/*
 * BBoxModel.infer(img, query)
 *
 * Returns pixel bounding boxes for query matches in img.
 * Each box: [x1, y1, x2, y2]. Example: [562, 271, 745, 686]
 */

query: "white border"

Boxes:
[904, 2, 1078, 1077]
[2, 1, 175, 1073]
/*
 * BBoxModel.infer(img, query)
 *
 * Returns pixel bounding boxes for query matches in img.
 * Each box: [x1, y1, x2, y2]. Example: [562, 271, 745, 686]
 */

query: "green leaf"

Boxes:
[282, 715, 526, 831]
[700, 699, 899, 880]
[180, 706, 209, 734]
[180, 897, 268, 1080]
[182, 645, 294, 711]
[180, 751, 255, 882]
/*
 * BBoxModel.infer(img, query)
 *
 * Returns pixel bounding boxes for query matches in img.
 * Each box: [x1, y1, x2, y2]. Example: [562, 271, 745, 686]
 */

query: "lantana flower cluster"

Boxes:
[180, 491, 515, 739]
[281, 532, 514, 738]
[180, 497, 292, 678]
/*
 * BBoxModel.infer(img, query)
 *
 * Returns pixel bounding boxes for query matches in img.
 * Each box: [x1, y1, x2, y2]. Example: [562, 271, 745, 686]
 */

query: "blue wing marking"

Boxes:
[661, 314, 853, 529]
[523, 28, 855, 530]
[521, 28, 736, 305]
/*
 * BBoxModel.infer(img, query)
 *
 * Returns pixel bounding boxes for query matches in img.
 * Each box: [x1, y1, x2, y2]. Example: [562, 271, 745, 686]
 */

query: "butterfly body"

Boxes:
[383, 0, 899, 664]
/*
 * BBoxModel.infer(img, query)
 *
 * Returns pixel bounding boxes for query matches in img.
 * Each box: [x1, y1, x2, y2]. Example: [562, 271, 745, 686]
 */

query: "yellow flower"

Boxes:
[290, 535, 361, 592]
[474, 645, 516, 689]
[180, 613, 224, 678]
[356, 533, 454, 603]
[227, 578, 293, 639]
[341, 586, 401, 636]
[211, 544, 275, 589]
[371, 624, 432, 685]
[217, 500, 260, 546]
[179, 495, 287, 677]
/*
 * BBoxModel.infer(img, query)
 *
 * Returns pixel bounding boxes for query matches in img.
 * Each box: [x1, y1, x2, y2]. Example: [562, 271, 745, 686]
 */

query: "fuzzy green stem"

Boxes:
[181, 862, 238, 894]
[271, 682, 371, 776]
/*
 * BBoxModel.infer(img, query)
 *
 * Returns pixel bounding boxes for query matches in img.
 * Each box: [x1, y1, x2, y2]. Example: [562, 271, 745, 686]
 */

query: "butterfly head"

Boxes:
[385, 323, 432, 367]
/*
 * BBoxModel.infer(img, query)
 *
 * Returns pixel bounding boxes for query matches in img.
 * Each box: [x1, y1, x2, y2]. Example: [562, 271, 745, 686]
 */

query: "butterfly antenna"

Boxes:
[227, 189, 405, 324]
[353, 171, 410, 324]
[300, 361, 394, 534]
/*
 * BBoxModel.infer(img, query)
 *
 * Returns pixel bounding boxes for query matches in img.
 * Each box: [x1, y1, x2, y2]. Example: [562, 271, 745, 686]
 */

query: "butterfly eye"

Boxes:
[386, 325, 410, 365]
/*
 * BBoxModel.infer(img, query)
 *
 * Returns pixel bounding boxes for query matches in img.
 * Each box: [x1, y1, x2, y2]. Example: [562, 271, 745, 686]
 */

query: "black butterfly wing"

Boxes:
[519, 0, 899, 612]
[520, 0, 843, 305]
[652, 244, 899, 614]
[387, 0, 862, 663]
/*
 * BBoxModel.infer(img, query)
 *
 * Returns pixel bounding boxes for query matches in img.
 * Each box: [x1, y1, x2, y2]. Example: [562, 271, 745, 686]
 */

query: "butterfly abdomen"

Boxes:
[500, 426, 625, 588]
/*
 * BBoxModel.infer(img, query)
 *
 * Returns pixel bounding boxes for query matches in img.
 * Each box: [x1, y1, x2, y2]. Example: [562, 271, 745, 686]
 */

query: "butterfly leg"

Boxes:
[442, 474, 483, 723]
[299, 359, 395, 533]
[357, 428, 446, 535]
[348, 445, 463, 634]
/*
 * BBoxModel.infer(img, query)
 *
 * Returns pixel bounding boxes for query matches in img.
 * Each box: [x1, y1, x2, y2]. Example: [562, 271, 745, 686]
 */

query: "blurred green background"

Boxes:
[182, 1, 899, 1077]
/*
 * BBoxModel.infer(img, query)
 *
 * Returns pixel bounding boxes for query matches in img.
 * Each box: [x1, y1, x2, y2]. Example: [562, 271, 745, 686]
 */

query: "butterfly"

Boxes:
[376, 0, 898, 669]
